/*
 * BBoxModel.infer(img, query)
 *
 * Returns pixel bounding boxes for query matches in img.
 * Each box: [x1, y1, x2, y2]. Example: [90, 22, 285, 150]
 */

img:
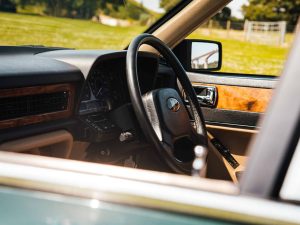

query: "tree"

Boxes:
[0, 0, 17, 12]
[160, 0, 180, 11]
[214, 7, 231, 21]
[243, 0, 300, 26]
[9, 0, 155, 21]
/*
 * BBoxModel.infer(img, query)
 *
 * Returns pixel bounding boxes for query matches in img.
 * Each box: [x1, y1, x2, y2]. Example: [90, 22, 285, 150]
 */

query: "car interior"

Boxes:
[0, 0, 284, 185]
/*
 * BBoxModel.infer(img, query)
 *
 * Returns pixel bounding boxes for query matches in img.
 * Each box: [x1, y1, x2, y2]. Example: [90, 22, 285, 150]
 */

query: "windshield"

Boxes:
[0, 0, 182, 49]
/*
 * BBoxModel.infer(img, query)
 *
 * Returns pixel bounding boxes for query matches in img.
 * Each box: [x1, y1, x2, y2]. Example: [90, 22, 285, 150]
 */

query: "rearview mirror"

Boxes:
[174, 39, 222, 72]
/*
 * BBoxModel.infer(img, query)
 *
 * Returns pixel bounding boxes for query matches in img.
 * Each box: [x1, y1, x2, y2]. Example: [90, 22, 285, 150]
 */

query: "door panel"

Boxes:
[193, 83, 272, 113]
[188, 72, 276, 128]
[188, 72, 276, 181]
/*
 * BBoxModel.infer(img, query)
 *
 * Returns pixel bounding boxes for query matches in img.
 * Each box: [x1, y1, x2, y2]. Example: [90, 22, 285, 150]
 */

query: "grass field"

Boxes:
[0, 12, 294, 76]
[0, 12, 144, 49]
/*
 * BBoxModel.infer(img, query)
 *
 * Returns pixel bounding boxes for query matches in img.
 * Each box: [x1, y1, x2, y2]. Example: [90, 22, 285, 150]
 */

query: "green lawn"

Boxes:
[0, 12, 293, 76]
[0, 12, 145, 49]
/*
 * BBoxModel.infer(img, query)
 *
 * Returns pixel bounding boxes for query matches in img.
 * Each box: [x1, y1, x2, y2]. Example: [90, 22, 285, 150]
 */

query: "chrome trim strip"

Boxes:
[0, 152, 299, 224]
[0, 152, 236, 193]
[188, 72, 277, 89]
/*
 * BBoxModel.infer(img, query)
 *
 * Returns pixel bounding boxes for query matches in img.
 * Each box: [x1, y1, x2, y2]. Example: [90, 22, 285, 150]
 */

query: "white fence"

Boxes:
[245, 21, 287, 46]
[194, 20, 292, 46]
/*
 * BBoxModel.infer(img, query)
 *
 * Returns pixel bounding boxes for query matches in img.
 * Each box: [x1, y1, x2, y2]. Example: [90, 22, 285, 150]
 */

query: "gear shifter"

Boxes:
[192, 145, 208, 177]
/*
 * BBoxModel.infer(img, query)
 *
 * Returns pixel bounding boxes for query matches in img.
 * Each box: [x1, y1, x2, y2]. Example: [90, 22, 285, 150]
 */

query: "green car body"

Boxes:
[0, 186, 236, 225]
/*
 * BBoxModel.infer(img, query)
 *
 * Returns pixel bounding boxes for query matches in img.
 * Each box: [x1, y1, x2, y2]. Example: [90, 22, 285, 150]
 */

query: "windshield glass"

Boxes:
[0, 0, 182, 49]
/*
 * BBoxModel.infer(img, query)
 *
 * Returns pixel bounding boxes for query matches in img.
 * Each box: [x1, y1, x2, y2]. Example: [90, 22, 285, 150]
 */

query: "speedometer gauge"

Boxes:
[88, 67, 118, 112]
[89, 69, 103, 97]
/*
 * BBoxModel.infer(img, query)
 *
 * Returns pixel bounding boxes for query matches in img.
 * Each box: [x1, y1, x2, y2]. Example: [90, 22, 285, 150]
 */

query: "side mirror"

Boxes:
[174, 39, 222, 72]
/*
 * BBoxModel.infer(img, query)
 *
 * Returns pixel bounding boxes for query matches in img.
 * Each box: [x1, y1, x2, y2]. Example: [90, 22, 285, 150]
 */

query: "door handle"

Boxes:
[194, 86, 218, 108]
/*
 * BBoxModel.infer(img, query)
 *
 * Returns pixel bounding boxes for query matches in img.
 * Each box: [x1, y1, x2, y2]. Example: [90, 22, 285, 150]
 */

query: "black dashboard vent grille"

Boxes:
[0, 91, 69, 120]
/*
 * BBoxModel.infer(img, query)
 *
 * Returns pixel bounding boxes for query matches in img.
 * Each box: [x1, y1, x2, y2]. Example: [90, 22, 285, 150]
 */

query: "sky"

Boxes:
[227, 0, 249, 19]
[134, 0, 249, 19]
[135, 0, 164, 13]
[191, 42, 219, 62]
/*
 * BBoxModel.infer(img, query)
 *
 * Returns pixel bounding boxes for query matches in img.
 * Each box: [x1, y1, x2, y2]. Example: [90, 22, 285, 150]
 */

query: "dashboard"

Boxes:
[78, 53, 159, 142]
[0, 47, 164, 145]
[80, 53, 158, 114]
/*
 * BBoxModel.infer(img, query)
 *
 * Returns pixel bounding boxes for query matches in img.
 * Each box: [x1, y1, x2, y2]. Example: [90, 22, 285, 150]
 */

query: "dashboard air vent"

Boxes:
[0, 91, 69, 121]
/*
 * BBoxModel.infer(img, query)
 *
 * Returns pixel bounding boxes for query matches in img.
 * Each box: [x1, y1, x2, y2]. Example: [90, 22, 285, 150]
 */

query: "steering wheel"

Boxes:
[126, 34, 208, 174]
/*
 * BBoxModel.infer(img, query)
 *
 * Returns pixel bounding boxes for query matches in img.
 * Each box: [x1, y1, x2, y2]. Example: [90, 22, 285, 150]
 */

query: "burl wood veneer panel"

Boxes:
[195, 83, 273, 113]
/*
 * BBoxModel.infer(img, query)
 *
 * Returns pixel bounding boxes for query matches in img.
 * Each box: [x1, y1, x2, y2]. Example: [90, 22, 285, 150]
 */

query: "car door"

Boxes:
[187, 66, 276, 180]
[173, 33, 290, 181]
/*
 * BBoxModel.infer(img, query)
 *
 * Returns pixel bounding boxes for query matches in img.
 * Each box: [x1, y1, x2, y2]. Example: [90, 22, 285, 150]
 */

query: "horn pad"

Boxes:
[154, 88, 191, 137]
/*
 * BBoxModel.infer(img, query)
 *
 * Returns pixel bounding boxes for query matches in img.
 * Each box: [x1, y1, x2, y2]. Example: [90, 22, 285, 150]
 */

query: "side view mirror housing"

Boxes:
[173, 39, 222, 72]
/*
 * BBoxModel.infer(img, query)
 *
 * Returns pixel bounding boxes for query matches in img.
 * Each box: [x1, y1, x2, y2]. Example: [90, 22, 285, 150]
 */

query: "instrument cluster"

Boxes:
[78, 53, 159, 142]
[79, 63, 125, 115]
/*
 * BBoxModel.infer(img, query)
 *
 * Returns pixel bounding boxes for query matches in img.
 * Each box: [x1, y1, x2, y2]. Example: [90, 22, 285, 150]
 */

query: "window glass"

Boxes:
[0, 0, 182, 50]
[189, 0, 298, 76]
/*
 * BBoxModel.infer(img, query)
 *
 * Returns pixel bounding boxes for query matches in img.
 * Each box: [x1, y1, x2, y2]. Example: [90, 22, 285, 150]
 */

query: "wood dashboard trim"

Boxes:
[0, 83, 75, 129]
[193, 83, 273, 113]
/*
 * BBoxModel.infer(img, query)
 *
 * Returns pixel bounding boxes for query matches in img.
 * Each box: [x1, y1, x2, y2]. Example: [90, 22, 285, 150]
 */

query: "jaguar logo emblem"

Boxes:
[167, 97, 180, 112]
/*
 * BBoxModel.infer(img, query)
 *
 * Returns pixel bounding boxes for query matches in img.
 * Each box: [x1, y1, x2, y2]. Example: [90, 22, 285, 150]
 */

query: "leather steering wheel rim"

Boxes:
[126, 34, 208, 174]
